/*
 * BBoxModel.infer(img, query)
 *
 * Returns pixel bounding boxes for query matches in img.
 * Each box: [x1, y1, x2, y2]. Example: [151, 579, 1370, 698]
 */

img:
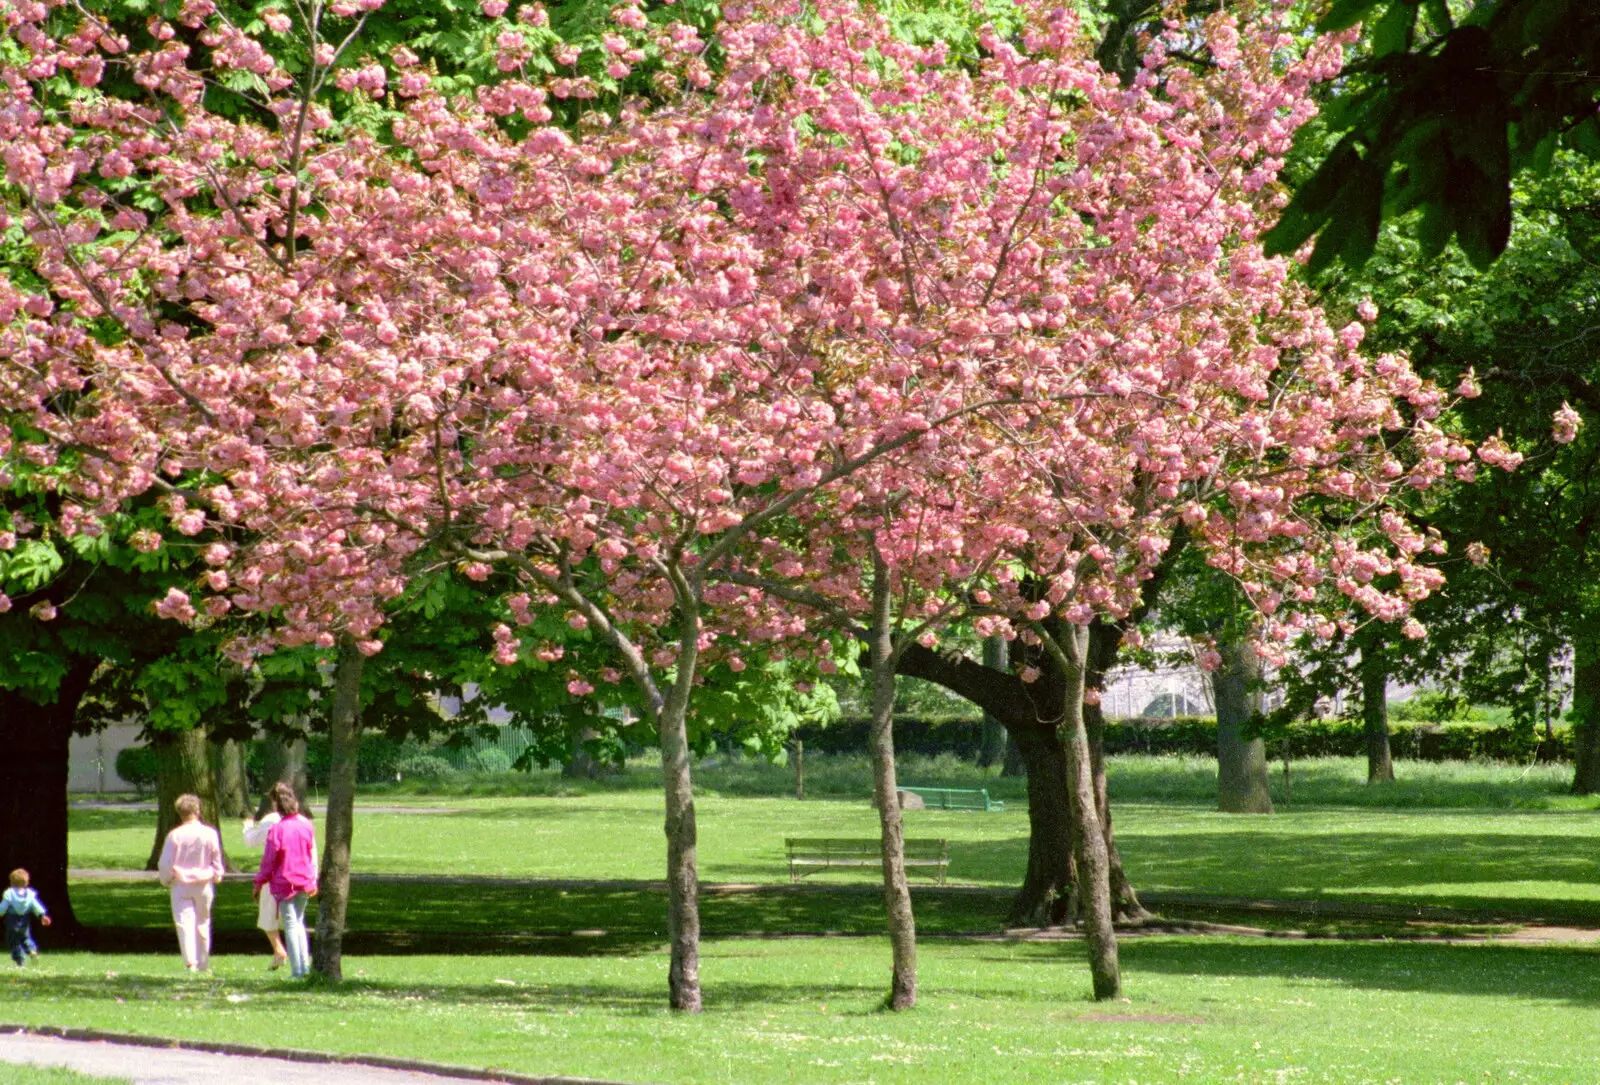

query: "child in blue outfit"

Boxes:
[2, 869, 51, 965]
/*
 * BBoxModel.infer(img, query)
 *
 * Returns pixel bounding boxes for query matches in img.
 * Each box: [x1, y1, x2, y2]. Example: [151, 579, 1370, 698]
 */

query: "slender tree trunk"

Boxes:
[146, 726, 232, 872]
[1008, 725, 1074, 926]
[313, 638, 366, 980]
[0, 660, 96, 941]
[1213, 636, 1274, 814]
[1046, 624, 1121, 1000]
[658, 590, 704, 1014]
[868, 552, 916, 1010]
[1085, 622, 1145, 921]
[1359, 640, 1395, 783]
[792, 739, 805, 800]
[1570, 638, 1600, 795]
[212, 737, 249, 817]
[977, 636, 1009, 769]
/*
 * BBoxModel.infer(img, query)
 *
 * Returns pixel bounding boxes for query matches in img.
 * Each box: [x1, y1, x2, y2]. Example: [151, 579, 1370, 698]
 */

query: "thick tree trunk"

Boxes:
[977, 636, 1009, 769]
[563, 726, 608, 779]
[313, 638, 366, 981]
[0, 660, 96, 941]
[257, 733, 308, 815]
[1001, 734, 1025, 777]
[1359, 640, 1395, 783]
[868, 553, 916, 1010]
[1046, 624, 1121, 1000]
[1008, 725, 1074, 926]
[1570, 639, 1600, 795]
[212, 737, 250, 817]
[1213, 637, 1274, 814]
[146, 726, 233, 872]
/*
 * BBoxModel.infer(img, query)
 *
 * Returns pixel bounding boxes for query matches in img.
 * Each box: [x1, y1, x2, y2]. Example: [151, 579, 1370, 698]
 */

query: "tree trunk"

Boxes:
[868, 552, 916, 1010]
[1213, 636, 1274, 814]
[563, 726, 608, 779]
[0, 660, 96, 941]
[977, 636, 1009, 769]
[1001, 733, 1025, 777]
[658, 597, 704, 1014]
[792, 738, 805, 800]
[313, 638, 366, 981]
[212, 737, 250, 818]
[1007, 724, 1074, 926]
[257, 733, 308, 816]
[146, 726, 233, 872]
[1359, 639, 1395, 783]
[1570, 638, 1600, 795]
[1085, 621, 1146, 921]
[1046, 624, 1121, 1000]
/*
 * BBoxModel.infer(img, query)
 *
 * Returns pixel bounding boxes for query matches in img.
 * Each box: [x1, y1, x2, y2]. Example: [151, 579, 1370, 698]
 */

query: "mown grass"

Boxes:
[0, 1066, 126, 1085]
[69, 753, 1600, 930]
[7, 938, 1600, 1084]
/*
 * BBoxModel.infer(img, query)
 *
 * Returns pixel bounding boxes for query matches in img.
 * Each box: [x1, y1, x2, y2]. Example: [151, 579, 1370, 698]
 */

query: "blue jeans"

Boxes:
[5, 925, 36, 966]
[279, 894, 311, 978]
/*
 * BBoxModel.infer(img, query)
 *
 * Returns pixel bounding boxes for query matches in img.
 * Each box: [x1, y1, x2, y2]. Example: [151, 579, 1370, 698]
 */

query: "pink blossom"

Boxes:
[154, 588, 196, 621]
[30, 601, 56, 621]
[1553, 402, 1582, 444]
[567, 677, 595, 696]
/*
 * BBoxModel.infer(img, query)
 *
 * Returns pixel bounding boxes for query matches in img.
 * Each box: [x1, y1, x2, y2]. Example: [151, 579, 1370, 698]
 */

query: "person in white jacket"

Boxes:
[243, 792, 317, 969]
[156, 793, 225, 971]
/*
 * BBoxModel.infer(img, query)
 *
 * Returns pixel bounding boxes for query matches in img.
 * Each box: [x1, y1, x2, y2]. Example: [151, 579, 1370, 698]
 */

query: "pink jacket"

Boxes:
[254, 813, 319, 902]
[158, 820, 225, 889]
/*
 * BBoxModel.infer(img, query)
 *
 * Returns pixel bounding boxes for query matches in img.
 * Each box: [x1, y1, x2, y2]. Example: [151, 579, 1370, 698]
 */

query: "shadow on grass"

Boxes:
[1123, 830, 1600, 900]
[965, 938, 1600, 1005]
[65, 880, 1014, 957]
[7, 967, 890, 1015]
[1129, 938, 1600, 1004]
[24, 939, 1600, 1013]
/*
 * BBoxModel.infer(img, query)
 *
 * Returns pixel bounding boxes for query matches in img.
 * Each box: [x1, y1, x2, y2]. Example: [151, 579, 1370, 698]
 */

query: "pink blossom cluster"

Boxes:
[0, 0, 1484, 687]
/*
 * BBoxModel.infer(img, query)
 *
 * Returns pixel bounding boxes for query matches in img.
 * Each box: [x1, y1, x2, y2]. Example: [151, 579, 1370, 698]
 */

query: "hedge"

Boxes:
[802, 714, 1572, 763]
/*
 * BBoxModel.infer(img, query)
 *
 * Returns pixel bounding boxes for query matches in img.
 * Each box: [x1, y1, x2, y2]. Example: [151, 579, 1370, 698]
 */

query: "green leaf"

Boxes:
[1319, 0, 1386, 33]
[1371, 1, 1416, 58]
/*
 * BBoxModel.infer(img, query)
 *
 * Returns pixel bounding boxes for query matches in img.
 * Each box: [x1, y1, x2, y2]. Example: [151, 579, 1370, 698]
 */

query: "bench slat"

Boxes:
[784, 837, 949, 885]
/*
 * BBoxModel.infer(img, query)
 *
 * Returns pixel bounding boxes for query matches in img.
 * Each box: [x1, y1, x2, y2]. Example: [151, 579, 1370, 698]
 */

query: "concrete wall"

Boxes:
[68, 722, 144, 793]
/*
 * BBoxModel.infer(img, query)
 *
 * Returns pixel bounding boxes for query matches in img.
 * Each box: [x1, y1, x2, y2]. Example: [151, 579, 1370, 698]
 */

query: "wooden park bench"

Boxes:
[898, 786, 1005, 812]
[784, 838, 949, 885]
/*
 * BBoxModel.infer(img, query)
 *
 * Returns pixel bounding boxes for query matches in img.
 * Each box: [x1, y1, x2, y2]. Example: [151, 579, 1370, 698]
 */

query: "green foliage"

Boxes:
[111, 745, 159, 793]
[1268, 0, 1600, 270]
[1102, 714, 1555, 763]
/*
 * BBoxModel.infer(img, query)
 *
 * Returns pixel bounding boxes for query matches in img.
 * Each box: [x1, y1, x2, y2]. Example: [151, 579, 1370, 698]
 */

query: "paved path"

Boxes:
[0, 1032, 585, 1085]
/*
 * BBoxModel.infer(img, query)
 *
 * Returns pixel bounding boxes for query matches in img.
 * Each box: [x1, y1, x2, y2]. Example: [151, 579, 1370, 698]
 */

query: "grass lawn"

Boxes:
[68, 755, 1600, 933]
[6, 937, 1600, 1084]
[0, 1067, 127, 1085]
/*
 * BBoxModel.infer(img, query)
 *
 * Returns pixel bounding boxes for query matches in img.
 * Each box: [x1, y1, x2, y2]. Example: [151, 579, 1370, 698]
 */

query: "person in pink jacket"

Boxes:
[157, 793, 225, 972]
[252, 781, 319, 978]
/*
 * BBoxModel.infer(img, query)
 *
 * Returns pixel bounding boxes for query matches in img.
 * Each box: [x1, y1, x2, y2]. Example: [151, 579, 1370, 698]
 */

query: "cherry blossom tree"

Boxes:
[3, 0, 1485, 1009]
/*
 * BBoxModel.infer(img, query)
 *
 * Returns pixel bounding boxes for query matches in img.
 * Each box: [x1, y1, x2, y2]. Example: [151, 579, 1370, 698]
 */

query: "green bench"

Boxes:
[899, 786, 1005, 812]
[784, 838, 949, 885]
